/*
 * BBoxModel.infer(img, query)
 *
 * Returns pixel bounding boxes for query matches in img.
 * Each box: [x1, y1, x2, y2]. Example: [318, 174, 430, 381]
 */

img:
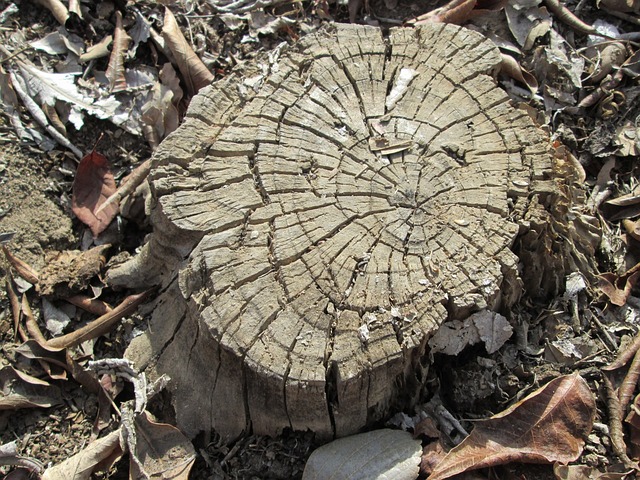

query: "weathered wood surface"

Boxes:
[110, 22, 552, 440]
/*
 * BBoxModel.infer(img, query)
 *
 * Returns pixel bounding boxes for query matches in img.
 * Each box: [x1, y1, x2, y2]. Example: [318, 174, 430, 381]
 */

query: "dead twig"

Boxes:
[95, 158, 151, 218]
[46, 290, 151, 349]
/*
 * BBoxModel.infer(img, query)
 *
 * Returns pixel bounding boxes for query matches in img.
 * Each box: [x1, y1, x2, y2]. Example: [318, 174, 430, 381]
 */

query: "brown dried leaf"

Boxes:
[554, 463, 632, 479]
[428, 373, 595, 480]
[623, 219, 640, 242]
[41, 430, 123, 480]
[162, 7, 213, 95]
[500, 53, 539, 91]
[72, 150, 117, 238]
[2, 246, 39, 285]
[598, 262, 640, 306]
[106, 11, 130, 93]
[0, 366, 63, 410]
[625, 394, 640, 459]
[129, 411, 195, 479]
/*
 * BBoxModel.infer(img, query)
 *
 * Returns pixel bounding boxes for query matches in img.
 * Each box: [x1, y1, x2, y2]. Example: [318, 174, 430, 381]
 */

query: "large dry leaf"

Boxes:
[303, 429, 422, 480]
[428, 373, 595, 480]
[106, 11, 131, 93]
[72, 150, 118, 237]
[0, 366, 63, 410]
[162, 8, 213, 95]
[41, 430, 123, 480]
[127, 411, 195, 479]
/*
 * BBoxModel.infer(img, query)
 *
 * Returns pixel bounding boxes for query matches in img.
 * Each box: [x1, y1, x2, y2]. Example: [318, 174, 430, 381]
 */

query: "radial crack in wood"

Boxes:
[111, 23, 554, 440]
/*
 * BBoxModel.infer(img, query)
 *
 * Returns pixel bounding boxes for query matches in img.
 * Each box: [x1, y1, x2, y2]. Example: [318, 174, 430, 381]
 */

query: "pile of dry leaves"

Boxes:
[1, 0, 640, 478]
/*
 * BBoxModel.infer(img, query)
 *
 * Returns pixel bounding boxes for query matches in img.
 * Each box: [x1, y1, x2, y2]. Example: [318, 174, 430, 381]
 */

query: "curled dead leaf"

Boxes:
[106, 11, 131, 93]
[598, 262, 640, 306]
[0, 366, 63, 410]
[500, 53, 539, 91]
[124, 409, 196, 480]
[428, 373, 595, 480]
[162, 7, 214, 95]
[41, 430, 123, 480]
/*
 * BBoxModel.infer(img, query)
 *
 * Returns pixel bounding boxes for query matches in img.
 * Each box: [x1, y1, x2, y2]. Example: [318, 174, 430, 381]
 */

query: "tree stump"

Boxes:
[110, 23, 553, 440]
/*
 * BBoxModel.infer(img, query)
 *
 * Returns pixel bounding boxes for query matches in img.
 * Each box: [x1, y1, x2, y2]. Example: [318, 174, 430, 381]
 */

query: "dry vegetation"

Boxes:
[0, 0, 640, 478]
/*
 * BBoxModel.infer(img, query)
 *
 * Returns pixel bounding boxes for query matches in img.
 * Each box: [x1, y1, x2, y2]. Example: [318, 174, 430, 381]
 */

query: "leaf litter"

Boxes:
[1, 0, 640, 479]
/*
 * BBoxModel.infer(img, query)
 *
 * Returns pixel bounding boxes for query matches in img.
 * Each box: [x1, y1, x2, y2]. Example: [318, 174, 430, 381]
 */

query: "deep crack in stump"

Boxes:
[111, 23, 552, 440]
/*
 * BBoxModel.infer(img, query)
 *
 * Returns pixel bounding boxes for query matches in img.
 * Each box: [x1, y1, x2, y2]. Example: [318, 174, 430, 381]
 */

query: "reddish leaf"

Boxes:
[428, 373, 595, 480]
[72, 150, 117, 237]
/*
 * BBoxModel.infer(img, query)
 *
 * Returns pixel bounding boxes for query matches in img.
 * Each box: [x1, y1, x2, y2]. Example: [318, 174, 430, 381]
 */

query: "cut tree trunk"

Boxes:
[109, 23, 554, 440]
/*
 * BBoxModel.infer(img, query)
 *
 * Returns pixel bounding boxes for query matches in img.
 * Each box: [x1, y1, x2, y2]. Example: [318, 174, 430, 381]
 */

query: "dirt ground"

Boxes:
[1, 0, 640, 479]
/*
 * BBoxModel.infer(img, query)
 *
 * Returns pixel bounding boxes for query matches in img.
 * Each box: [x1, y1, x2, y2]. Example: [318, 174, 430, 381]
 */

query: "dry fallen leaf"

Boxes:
[106, 11, 131, 93]
[72, 150, 118, 238]
[162, 7, 213, 95]
[428, 373, 596, 480]
[0, 366, 63, 410]
[554, 463, 632, 479]
[127, 410, 196, 479]
[598, 262, 640, 306]
[303, 429, 422, 480]
[41, 429, 123, 480]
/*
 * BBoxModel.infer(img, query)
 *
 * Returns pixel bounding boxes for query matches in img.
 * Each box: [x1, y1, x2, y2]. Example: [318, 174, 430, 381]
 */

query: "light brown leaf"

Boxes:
[129, 411, 195, 479]
[428, 373, 596, 480]
[500, 53, 539, 92]
[72, 150, 117, 238]
[106, 11, 131, 93]
[41, 430, 123, 480]
[162, 7, 213, 95]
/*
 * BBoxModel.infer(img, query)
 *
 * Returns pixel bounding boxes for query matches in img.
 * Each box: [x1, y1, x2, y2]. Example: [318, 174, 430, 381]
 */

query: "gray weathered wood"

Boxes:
[110, 22, 553, 440]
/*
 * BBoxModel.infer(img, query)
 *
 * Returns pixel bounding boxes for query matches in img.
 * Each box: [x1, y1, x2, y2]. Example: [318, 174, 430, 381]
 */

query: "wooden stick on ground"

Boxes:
[46, 290, 151, 349]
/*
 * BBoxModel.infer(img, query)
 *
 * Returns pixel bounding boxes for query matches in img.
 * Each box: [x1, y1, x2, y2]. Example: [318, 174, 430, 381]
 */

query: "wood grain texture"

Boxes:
[116, 23, 553, 440]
